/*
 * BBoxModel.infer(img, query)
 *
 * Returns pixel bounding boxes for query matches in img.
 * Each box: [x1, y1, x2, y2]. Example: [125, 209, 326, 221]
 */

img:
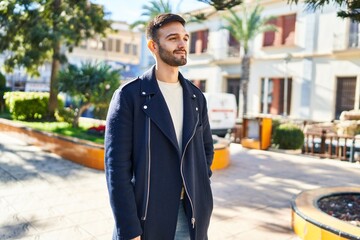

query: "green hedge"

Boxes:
[4, 92, 63, 121]
[273, 123, 304, 149]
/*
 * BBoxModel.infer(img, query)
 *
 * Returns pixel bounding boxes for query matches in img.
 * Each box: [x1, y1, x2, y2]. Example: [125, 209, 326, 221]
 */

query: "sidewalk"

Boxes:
[1, 131, 360, 240]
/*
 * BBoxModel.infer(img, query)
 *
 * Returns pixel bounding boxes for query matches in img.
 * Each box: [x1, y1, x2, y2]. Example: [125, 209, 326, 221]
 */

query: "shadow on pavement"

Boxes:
[0, 133, 98, 184]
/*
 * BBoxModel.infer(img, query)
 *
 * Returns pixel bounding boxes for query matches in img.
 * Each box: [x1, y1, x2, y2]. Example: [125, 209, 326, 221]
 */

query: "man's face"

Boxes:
[155, 22, 189, 67]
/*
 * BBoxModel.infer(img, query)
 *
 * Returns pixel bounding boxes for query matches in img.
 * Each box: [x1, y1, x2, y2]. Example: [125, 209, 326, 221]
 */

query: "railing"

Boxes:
[303, 130, 360, 162]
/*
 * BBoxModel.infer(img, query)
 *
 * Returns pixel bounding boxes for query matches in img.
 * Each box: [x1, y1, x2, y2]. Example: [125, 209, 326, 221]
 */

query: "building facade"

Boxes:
[0, 21, 142, 92]
[67, 21, 142, 80]
[181, 0, 360, 122]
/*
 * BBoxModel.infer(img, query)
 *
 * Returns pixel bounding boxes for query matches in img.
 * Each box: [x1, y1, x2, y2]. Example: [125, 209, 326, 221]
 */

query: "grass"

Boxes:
[0, 113, 104, 145]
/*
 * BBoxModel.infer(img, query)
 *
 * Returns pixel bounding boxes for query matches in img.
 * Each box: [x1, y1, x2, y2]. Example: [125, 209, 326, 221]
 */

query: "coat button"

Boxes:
[142, 91, 146, 95]
[196, 107, 198, 111]
[192, 94, 196, 98]
[143, 105, 148, 109]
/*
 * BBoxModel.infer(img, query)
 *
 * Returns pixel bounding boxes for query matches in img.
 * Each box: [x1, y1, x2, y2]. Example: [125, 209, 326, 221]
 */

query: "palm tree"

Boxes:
[222, 4, 276, 116]
[130, 0, 173, 29]
[197, 0, 243, 10]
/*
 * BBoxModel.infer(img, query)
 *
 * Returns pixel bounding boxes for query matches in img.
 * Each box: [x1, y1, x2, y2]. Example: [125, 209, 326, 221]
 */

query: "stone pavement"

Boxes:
[1, 132, 360, 240]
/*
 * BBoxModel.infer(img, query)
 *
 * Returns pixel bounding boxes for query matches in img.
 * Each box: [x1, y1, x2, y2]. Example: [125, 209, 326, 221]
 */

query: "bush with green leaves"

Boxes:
[58, 61, 120, 127]
[273, 123, 304, 149]
[4, 92, 63, 121]
[55, 107, 77, 124]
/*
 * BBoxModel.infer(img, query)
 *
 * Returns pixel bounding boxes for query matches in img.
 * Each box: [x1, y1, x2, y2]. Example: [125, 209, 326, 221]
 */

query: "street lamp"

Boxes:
[283, 53, 292, 117]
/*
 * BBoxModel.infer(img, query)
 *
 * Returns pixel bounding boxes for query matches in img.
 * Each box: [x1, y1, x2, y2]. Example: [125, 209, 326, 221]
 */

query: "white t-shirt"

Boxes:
[157, 80, 184, 150]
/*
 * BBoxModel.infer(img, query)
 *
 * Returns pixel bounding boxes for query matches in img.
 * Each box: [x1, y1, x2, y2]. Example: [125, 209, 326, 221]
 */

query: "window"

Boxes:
[101, 40, 106, 50]
[335, 77, 357, 119]
[263, 14, 296, 47]
[260, 78, 292, 115]
[116, 39, 121, 52]
[132, 44, 138, 55]
[228, 34, 240, 57]
[190, 29, 209, 54]
[124, 43, 131, 54]
[191, 80, 206, 92]
[227, 78, 240, 106]
[107, 38, 113, 51]
[348, 20, 360, 48]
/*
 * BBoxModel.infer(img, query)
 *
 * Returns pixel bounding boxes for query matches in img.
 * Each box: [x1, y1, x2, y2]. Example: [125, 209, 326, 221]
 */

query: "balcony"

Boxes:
[333, 32, 360, 55]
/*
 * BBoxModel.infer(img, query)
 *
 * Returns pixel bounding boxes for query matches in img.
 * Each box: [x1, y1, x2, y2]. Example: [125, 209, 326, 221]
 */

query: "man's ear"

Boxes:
[147, 40, 157, 53]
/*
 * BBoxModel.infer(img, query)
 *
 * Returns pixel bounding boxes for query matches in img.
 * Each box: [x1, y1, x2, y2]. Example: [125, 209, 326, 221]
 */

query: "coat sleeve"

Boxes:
[105, 88, 142, 239]
[201, 96, 214, 178]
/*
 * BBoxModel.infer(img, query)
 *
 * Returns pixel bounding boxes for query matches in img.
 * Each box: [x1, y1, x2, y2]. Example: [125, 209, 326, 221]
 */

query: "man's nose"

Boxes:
[178, 40, 187, 49]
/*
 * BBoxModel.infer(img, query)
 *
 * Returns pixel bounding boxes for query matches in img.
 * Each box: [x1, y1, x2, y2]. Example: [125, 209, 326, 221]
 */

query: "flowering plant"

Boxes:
[88, 125, 106, 136]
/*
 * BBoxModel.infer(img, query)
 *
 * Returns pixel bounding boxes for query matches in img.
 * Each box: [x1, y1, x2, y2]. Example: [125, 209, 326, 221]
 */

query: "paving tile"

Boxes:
[27, 226, 93, 240]
[1, 132, 360, 239]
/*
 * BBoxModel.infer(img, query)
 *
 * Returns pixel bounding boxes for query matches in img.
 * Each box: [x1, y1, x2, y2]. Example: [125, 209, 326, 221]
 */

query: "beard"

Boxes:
[158, 44, 187, 67]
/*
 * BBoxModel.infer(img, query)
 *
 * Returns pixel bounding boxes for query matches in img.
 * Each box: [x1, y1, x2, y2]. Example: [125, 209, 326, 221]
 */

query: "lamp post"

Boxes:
[283, 53, 292, 117]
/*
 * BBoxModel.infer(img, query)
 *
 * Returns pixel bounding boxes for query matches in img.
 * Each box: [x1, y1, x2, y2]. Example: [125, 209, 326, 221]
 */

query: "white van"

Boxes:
[203, 93, 237, 137]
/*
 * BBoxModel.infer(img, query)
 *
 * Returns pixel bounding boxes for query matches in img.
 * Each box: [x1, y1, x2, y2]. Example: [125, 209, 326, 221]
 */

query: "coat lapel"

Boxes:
[140, 66, 179, 152]
[139, 66, 200, 154]
[179, 73, 199, 150]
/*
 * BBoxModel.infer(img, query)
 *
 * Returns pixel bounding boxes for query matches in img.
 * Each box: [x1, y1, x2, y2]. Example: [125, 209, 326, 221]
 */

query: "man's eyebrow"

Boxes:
[165, 33, 190, 38]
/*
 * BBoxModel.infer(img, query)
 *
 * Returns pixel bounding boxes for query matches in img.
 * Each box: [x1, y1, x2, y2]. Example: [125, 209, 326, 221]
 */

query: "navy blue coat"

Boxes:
[105, 66, 214, 240]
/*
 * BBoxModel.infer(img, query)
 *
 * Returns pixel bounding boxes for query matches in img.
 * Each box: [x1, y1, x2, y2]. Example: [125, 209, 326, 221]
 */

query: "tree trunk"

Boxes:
[241, 53, 250, 117]
[72, 102, 92, 128]
[48, 0, 62, 120]
[48, 47, 60, 119]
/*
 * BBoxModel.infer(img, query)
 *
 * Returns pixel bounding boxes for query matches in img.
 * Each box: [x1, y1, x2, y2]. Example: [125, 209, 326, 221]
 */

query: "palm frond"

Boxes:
[221, 4, 276, 51]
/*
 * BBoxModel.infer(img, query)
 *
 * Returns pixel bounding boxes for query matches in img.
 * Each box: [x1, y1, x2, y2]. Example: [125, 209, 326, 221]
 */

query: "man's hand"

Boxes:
[131, 236, 141, 240]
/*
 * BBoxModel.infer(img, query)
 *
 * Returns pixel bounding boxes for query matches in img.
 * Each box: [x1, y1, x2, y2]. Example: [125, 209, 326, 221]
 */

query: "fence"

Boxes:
[303, 130, 360, 162]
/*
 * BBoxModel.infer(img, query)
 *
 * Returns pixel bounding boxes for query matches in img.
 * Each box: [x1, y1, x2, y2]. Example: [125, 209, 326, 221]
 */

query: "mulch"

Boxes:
[318, 194, 360, 227]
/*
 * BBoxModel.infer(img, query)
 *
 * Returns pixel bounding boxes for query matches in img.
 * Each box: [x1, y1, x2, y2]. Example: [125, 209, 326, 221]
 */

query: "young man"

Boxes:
[105, 13, 214, 240]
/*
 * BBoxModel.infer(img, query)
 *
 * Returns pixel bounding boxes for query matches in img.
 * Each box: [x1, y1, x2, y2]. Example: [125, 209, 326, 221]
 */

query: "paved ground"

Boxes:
[1, 131, 360, 240]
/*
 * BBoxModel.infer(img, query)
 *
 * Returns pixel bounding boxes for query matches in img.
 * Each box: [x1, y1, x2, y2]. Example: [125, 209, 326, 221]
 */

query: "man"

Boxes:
[105, 13, 214, 240]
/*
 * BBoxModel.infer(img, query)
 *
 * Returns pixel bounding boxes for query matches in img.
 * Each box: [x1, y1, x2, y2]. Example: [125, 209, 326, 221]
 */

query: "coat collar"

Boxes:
[139, 65, 200, 154]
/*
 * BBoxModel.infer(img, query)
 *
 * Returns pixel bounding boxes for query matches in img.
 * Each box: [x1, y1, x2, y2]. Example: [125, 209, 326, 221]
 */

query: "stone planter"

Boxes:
[0, 118, 104, 170]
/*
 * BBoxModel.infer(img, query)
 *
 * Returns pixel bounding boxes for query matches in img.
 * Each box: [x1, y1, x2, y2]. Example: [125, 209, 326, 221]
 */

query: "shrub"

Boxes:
[93, 105, 108, 120]
[55, 107, 77, 124]
[271, 118, 282, 142]
[4, 92, 63, 121]
[273, 123, 304, 149]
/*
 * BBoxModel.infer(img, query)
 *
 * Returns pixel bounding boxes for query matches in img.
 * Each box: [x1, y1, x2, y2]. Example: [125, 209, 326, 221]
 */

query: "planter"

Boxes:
[0, 118, 105, 170]
[291, 187, 360, 240]
[0, 119, 231, 171]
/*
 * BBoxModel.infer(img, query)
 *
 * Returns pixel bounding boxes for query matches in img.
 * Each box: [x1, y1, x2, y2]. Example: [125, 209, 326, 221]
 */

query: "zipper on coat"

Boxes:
[142, 98, 151, 220]
[180, 112, 199, 229]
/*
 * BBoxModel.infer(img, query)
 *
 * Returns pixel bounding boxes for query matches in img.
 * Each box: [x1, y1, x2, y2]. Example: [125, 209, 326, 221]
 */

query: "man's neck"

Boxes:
[155, 63, 179, 83]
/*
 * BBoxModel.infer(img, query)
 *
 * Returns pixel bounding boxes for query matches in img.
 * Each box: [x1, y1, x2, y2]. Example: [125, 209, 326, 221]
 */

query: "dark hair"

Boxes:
[146, 13, 186, 43]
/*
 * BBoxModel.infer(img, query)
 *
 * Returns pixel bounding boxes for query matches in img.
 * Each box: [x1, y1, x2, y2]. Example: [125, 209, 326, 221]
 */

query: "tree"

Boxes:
[130, 0, 173, 29]
[0, 72, 9, 113]
[197, 0, 243, 10]
[0, 0, 111, 119]
[58, 62, 120, 128]
[222, 5, 276, 116]
[287, 0, 360, 22]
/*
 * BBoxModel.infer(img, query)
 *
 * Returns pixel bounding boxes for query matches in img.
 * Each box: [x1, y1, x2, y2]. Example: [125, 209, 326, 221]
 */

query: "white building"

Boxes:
[0, 21, 142, 91]
[68, 21, 142, 80]
[181, 0, 360, 122]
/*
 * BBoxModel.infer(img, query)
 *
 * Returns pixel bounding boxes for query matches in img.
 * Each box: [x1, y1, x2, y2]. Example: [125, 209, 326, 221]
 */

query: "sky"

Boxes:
[92, 0, 210, 24]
